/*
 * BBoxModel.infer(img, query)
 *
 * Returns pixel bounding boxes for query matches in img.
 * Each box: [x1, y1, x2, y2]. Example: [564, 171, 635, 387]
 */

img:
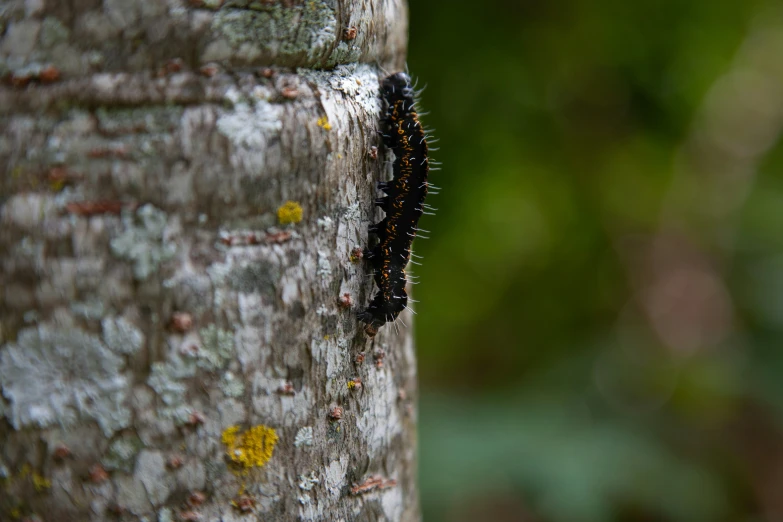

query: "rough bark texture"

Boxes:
[0, 1, 418, 521]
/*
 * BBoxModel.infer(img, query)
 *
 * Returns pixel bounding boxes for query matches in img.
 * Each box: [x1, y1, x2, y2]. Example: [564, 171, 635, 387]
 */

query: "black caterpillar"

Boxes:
[357, 72, 431, 337]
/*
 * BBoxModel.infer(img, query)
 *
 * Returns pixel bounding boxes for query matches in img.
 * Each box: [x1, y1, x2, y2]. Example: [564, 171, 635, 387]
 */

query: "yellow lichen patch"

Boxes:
[346, 380, 357, 390]
[32, 473, 51, 492]
[277, 201, 303, 225]
[222, 425, 279, 469]
[317, 116, 332, 130]
[18, 464, 31, 479]
[222, 425, 240, 449]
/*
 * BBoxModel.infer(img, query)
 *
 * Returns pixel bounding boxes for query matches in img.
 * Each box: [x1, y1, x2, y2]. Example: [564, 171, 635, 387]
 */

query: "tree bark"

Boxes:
[0, 1, 418, 521]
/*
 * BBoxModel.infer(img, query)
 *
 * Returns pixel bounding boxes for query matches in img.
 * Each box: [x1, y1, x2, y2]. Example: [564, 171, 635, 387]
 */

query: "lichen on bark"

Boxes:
[0, 325, 132, 436]
[0, 1, 417, 520]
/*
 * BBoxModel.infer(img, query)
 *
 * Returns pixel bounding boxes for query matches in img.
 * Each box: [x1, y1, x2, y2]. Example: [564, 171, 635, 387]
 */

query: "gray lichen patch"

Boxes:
[103, 435, 144, 473]
[298, 470, 320, 490]
[95, 106, 184, 136]
[0, 326, 132, 436]
[1, 192, 58, 232]
[381, 486, 405, 521]
[355, 368, 403, 457]
[216, 96, 283, 174]
[102, 316, 145, 355]
[212, 1, 337, 64]
[148, 361, 190, 407]
[317, 250, 332, 281]
[157, 507, 174, 522]
[147, 360, 194, 426]
[70, 299, 106, 320]
[146, 325, 235, 424]
[1, 19, 41, 57]
[165, 273, 213, 315]
[198, 324, 235, 370]
[228, 260, 280, 298]
[251, 372, 313, 426]
[294, 426, 314, 447]
[135, 450, 173, 507]
[299, 64, 383, 117]
[324, 456, 349, 497]
[330, 40, 361, 64]
[39, 16, 70, 49]
[220, 371, 244, 397]
[110, 204, 176, 280]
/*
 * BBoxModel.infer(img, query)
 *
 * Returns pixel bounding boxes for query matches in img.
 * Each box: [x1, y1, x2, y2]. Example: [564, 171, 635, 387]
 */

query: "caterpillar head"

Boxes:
[381, 72, 413, 102]
[357, 289, 407, 338]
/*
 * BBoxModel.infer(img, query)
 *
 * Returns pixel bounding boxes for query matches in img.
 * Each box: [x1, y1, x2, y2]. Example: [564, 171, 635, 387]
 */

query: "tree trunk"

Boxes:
[0, 1, 418, 520]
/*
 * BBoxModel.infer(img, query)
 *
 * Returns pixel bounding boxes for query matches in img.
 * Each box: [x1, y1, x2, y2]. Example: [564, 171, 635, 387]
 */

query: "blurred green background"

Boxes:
[407, 1, 783, 520]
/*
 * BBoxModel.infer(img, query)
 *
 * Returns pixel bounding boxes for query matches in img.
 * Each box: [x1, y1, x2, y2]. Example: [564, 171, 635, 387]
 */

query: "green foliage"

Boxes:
[409, 0, 782, 519]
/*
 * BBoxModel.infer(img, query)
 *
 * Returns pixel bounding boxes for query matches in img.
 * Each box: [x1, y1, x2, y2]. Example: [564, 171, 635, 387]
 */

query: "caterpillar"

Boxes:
[357, 72, 431, 337]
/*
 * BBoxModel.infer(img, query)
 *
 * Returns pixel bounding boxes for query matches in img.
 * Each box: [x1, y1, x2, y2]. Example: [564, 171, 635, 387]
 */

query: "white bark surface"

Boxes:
[0, 1, 418, 520]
